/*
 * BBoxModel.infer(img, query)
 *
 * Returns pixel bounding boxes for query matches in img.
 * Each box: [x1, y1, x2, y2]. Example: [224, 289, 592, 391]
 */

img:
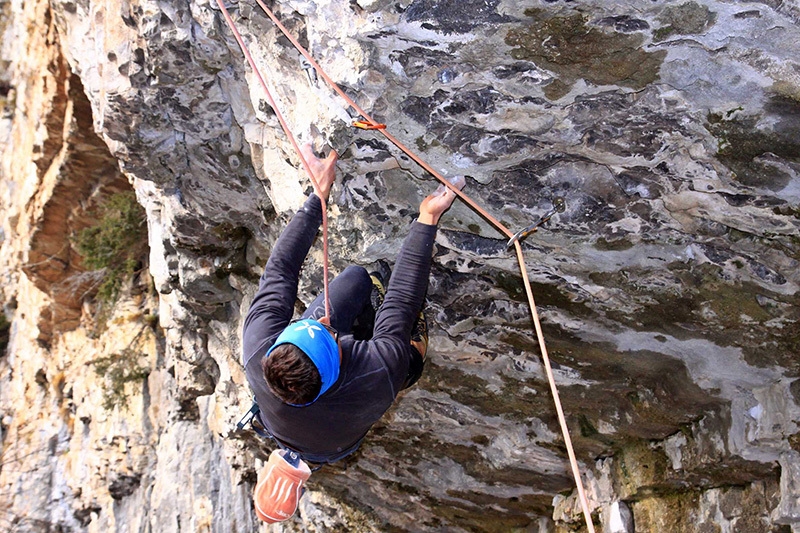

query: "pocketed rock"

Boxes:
[0, 0, 799, 531]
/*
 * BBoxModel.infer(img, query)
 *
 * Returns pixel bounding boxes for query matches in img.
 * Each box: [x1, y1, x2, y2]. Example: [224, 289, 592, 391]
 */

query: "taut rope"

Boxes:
[215, 2, 595, 529]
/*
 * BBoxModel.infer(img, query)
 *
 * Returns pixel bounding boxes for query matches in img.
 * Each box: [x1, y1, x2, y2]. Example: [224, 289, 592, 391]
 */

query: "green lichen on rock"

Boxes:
[493, 270, 593, 317]
[614, 440, 673, 496]
[632, 492, 704, 533]
[0, 312, 9, 355]
[771, 80, 800, 103]
[630, 473, 784, 533]
[505, 10, 666, 99]
[593, 260, 800, 373]
[356, 426, 569, 531]
[544, 78, 572, 101]
[74, 191, 148, 302]
[707, 104, 800, 191]
[675, 264, 773, 328]
[0, 84, 14, 117]
[610, 410, 780, 506]
[91, 347, 150, 411]
[595, 262, 779, 336]
[653, 1, 717, 42]
[594, 236, 635, 251]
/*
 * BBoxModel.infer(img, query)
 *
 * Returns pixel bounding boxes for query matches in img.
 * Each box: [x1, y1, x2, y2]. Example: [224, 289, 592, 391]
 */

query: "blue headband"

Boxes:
[265, 319, 340, 405]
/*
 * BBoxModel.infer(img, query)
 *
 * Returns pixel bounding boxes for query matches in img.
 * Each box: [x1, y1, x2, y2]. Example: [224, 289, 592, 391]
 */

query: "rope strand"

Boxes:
[215, 0, 331, 319]
[251, 0, 511, 237]
[514, 241, 595, 528]
[216, 3, 594, 530]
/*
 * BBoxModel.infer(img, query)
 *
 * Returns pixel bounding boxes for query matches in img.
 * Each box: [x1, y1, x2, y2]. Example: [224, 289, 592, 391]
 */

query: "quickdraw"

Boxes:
[352, 120, 387, 130]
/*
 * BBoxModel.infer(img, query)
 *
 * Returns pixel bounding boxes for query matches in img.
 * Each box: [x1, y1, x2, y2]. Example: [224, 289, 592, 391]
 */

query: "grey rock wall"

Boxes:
[1, 0, 799, 531]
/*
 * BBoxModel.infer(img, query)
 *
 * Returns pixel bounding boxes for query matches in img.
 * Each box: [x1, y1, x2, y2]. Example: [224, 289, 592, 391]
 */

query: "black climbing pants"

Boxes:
[301, 265, 424, 389]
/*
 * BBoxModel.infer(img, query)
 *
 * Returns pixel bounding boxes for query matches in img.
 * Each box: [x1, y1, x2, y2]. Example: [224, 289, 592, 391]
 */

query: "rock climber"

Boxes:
[241, 144, 464, 523]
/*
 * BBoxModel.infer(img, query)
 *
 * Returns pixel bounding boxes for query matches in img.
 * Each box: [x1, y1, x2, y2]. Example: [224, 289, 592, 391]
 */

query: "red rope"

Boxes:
[215, 0, 331, 319]
[513, 242, 595, 530]
[251, 0, 512, 238]
[217, 2, 595, 530]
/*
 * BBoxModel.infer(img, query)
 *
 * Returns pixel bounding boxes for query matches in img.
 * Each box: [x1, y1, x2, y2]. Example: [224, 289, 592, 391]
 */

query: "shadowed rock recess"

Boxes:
[0, 0, 798, 531]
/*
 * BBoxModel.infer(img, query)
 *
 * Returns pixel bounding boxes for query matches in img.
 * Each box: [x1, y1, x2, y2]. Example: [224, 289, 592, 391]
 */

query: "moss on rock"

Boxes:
[707, 103, 800, 191]
[506, 11, 666, 98]
[653, 1, 717, 42]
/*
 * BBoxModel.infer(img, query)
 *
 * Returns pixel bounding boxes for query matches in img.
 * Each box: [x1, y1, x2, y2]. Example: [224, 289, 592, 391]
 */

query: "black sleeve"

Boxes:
[369, 221, 437, 372]
[242, 195, 323, 365]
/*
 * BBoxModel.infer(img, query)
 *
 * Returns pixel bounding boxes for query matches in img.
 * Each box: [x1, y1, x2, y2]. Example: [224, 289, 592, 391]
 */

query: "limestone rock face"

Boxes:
[1, 0, 799, 531]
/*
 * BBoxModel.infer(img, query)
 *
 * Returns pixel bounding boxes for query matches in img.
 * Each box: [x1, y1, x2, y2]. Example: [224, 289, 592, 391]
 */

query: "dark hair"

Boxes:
[262, 344, 321, 405]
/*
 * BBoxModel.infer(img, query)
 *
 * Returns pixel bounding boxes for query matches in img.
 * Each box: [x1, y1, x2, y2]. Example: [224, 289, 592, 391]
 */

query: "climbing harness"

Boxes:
[215, 2, 595, 531]
[237, 397, 359, 469]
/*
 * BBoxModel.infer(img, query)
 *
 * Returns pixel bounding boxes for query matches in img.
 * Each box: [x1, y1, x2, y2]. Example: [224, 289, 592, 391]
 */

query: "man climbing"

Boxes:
[241, 144, 464, 523]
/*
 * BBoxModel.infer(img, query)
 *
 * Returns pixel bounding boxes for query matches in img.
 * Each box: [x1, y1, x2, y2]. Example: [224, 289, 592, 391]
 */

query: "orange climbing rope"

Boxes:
[215, 2, 595, 530]
[214, 0, 332, 320]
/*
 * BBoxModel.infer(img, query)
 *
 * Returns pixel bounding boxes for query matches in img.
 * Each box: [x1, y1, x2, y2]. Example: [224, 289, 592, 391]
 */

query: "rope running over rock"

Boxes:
[215, 0, 332, 320]
[214, 2, 595, 530]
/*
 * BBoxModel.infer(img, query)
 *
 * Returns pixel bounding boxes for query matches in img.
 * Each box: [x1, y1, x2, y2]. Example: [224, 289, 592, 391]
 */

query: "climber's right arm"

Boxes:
[242, 145, 338, 365]
[242, 194, 323, 365]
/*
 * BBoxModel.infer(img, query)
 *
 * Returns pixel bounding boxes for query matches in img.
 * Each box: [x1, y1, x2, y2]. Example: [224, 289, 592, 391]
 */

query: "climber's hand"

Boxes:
[417, 177, 465, 226]
[300, 143, 338, 201]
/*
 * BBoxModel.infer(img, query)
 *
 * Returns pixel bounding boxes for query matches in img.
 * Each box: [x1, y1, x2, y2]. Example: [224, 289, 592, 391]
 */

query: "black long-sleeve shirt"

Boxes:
[243, 195, 436, 461]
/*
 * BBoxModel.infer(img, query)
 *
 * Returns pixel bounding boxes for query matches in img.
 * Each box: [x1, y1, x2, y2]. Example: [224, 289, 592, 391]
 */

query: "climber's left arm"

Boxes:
[369, 181, 462, 388]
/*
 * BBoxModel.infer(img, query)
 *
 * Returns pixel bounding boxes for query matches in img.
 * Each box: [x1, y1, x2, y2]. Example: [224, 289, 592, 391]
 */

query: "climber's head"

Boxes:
[262, 319, 340, 406]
